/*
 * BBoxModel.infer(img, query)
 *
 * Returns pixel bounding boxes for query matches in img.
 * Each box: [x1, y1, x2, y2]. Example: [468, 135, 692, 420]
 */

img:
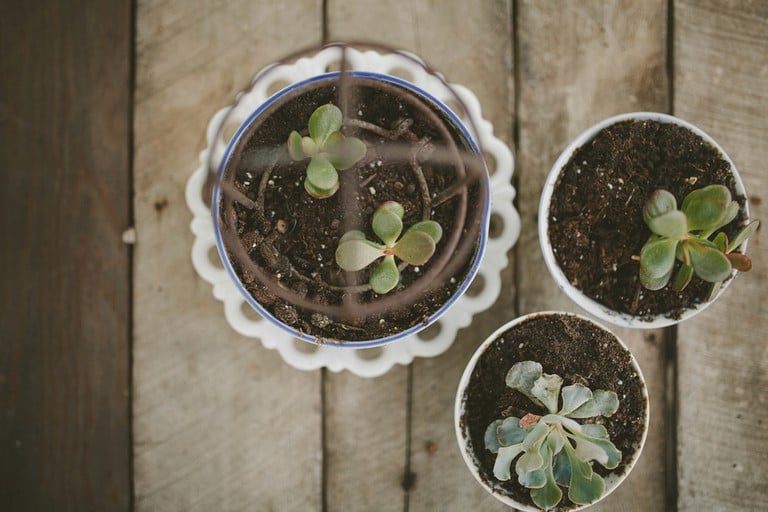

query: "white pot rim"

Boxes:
[454, 310, 649, 511]
[538, 112, 751, 329]
[213, 71, 491, 347]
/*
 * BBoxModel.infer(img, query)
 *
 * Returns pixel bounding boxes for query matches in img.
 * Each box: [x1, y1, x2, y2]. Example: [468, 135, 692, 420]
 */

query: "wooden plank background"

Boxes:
[0, 2, 132, 511]
[2, 0, 766, 511]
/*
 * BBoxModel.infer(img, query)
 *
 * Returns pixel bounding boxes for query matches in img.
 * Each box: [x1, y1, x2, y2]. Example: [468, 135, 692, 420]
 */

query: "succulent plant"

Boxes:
[287, 104, 367, 198]
[335, 201, 442, 294]
[485, 361, 621, 510]
[639, 185, 759, 294]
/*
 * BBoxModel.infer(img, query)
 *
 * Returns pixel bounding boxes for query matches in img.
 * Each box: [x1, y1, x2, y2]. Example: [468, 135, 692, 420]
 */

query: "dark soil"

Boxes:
[459, 313, 647, 510]
[218, 75, 485, 342]
[548, 119, 746, 319]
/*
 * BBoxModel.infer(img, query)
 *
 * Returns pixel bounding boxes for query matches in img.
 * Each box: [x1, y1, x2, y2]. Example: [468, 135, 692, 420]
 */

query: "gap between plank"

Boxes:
[402, 364, 414, 512]
[664, 326, 679, 512]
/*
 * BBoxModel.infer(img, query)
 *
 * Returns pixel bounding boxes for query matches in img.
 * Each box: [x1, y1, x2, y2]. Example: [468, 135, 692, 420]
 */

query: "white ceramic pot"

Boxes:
[454, 311, 649, 511]
[538, 112, 752, 329]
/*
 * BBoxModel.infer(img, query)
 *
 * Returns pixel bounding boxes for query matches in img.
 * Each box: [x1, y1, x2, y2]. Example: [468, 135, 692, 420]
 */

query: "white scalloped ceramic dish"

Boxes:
[186, 47, 520, 377]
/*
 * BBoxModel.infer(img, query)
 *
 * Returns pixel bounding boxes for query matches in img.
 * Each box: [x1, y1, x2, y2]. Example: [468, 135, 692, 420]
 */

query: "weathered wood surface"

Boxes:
[130, 2, 768, 512]
[674, 1, 768, 510]
[0, 2, 132, 511]
[133, 1, 323, 510]
[515, 2, 669, 510]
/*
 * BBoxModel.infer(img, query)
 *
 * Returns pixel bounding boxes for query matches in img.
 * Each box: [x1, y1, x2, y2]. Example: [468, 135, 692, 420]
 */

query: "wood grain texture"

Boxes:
[674, 1, 768, 510]
[132, 1, 323, 510]
[326, 2, 516, 509]
[515, 1, 668, 510]
[0, 2, 132, 511]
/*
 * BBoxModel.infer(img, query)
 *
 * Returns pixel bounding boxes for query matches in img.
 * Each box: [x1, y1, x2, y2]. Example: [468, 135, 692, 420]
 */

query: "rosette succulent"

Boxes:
[639, 184, 759, 295]
[335, 201, 442, 294]
[485, 361, 621, 510]
[287, 104, 366, 198]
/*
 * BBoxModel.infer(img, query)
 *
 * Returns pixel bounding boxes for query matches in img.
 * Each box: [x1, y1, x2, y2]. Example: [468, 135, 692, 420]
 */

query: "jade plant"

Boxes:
[287, 104, 366, 198]
[485, 361, 621, 510]
[335, 201, 442, 294]
[639, 184, 759, 295]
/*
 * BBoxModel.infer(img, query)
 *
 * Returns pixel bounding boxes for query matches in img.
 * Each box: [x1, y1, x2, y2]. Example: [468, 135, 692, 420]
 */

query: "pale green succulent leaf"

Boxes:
[683, 184, 732, 232]
[713, 231, 728, 253]
[306, 156, 339, 192]
[580, 423, 609, 440]
[671, 262, 694, 291]
[328, 136, 367, 170]
[532, 373, 564, 414]
[335, 239, 385, 271]
[304, 175, 338, 199]
[531, 444, 563, 510]
[517, 465, 547, 489]
[552, 449, 571, 487]
[287, 130, 306, 160]
[639, 237, 678, 290]
[565, 444, 605, 505]
[506, 361, 545, 408]
[370, 255, 400, 294]
[547, 428, 565, 456]
[688, 242, 732, 283]
[484, 419, 504, 454]
[308, 104, 342, 146]
[569, 390, 619, 419]
[301, 136, 318, 157]
[643, 189, 678, 224]
[493, 444, 525, 481]
[569, 430, 622, 470]
[727, 220, 760, 253]
[406, 220, 443, 244]
[391, 230, 436, 265]
[559, 384, 594, 416]
[647, 210, 688, 239]
[497, 417, 529, 447]
[522, 421, 550, 452]
[372, 207, 403, 246]
[339, 230, 367, 243]
[682, 184, 731, 213]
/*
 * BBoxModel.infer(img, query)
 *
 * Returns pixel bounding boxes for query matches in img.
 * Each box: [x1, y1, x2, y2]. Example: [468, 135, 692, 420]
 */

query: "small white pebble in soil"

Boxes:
[450, 277, 456, 284]
[376, 160, 382, 167]
[269, 211, 275, 218]
[617, 379, 623, 386]
[607, 183, 613, 190]
[576, 168, 581, 174]
[268, 179, 275, 186]
[276, 273, 282, 279]
[618, 177, 624, 184]
[246, 171, 253, 179]
[519, 343, 524, 349]
[369, 186, 376, 195]
[294, 181, 300, 187]
[413, 267, 420, 273]
[358, 110, 363, 116]
[582, 160, 587, 165]
[687, 176, 698, 185]
[317, 255, 323, 261]
[379, 319, 385, 324]
[552, 216, 558, 222]
[243, 181, 250, 187]
[612, 263, 617, 271]
[251, 243, 257, 248]
[320, 244, 326, 249]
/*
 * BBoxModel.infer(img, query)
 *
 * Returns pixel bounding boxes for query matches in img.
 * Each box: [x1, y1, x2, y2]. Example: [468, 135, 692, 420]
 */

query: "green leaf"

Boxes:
[335, 239, 384, 271]
[406, 220, 443, 243]
[552, 448, 571, 487]
[301, 136, 318, 157]
[304, 176, 338, 199]
[372, 207, 404, 247]
[688, 241, 732, 283]
[547, 428, 565, 456]
[522, 421, 550, 452]
[370, 255, 400, 294]
[643, 189, 678, 224]
[329, 136, 367, 171]
[683, 184, 731, 232]
[639, 237, 678, 290]
[559, 384, 593, 416]
[288, 130, 306, 160]
[671, 263, 694, 291]
[497, 417, 529, 447]
[727, 220, 759, 253]
[493, 444, 525, 481]
[531, 444, 564, 509]
[306, 157, 339, 192]
[517, 465, 547, 489]
[378, 201, 405, 218]
[531, 373, 564, 414]
[391, 230, 436, 265]
[308, 104, 342, 146]
[569, 429, 622, 470]
[647, 210, 688, 239]
[565, 444, 605, 505]
[568, 390, 619, 419]
[580, 423, 609, 440]
[339, 230, 367, 243]
[506, 361, 545, 408]
[485, 419, 504, 454]
[713, 231, 728, 253]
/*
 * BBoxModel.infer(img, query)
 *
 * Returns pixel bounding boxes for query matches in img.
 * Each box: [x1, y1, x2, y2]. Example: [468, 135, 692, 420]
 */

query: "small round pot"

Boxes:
[212, 71, 490, 346]
[455, 311, 649, 511]
[539, 112, 752, 329]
